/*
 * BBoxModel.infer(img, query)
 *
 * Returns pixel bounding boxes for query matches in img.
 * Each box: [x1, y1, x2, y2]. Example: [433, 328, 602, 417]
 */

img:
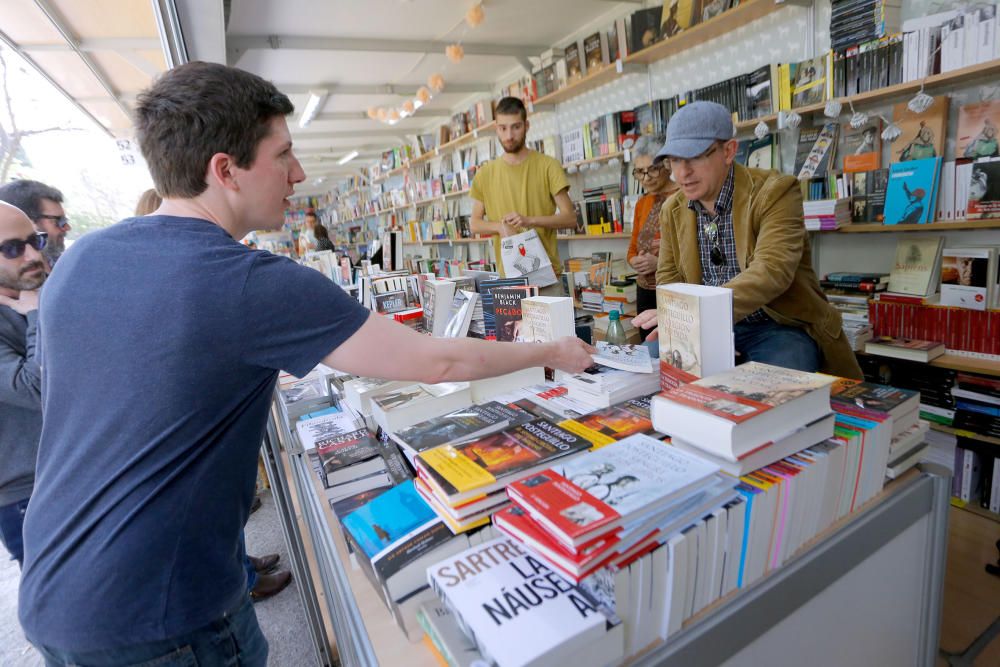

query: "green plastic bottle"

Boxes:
[605, 309, 627, 345]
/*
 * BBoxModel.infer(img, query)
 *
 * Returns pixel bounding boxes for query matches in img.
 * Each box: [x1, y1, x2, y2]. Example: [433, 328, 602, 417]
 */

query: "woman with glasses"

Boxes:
[627, 134, 678, 312]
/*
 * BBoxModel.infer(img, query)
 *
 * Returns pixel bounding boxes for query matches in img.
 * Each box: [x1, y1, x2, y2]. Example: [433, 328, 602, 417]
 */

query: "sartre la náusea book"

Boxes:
[427, 536, 615, 667]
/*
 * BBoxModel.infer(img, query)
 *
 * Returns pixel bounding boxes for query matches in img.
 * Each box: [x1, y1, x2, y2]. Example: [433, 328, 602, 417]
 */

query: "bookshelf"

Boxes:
[928, 423, 1000, 449]
[949, 497, 1000, 523]
[402, 237, 491, 246]
[735, 58, 1000, 132]
[825, 220, 1000, 234]
[533, 62, 644, 107]
[625, 0, 785, 66]
[410, 121, 498, 165]
[564, 151, 624, 170]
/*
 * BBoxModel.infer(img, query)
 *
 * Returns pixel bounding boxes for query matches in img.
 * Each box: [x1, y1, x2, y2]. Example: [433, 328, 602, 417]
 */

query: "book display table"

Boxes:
[261, 396, 950, 667]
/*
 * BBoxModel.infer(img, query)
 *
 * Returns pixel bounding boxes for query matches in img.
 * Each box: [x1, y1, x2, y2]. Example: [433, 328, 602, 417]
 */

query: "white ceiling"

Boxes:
[194, 0, 643, 188]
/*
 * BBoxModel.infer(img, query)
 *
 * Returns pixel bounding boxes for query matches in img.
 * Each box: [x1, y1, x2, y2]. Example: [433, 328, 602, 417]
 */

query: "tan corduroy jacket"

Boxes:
[655, 163, 863, 380]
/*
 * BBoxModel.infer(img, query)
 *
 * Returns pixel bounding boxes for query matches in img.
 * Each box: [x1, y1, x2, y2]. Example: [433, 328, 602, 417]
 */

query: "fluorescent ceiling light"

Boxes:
[337, 150, 359, 165]
[298, 89, 328, 128]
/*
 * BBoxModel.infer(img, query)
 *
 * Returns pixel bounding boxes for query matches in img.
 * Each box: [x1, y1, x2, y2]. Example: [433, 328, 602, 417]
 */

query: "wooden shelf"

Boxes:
[564, 151, 624, 170]
[533, 63, 640, 107]
[625, 0, 785, 66]
[859, 350, 1000, 377]
[403, 237, 492, 246]
[410, 121, 496, 164]
[825, 220, 1000, 233]
[950, 497, 1000, 523]
[559, 233, 630, 240]
[736, 58, 1000, 131]
[929, 423, 1000, 448]
[444, 189, 471, 199]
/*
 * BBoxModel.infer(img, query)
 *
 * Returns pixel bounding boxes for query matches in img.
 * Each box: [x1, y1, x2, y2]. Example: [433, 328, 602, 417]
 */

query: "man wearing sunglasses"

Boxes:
[0, 179, 71, 267]
[632, 101, 861, 379]
[0, 202, 48, 568]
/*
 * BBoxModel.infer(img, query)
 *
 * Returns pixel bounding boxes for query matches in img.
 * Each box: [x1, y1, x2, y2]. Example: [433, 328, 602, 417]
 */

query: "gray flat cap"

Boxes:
[655, 101, 735, 161]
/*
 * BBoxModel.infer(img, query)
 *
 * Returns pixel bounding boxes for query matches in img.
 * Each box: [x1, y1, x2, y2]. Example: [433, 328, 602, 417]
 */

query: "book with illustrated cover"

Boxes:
[746, 134, 774, 170]
[884, 157, 941, 225]
[887, 236, 944, 296]
[315, 427, 383, 487]
[479, 277, 529, 339]
[891, 96, 949, 163]
[416, 419, 591, 504]
[795, 121, 838, 179]
[371, 382, 472, 433]
[631, 8, 662, 51]
[655, 283, 734, 391]
[565, 41, 584, 82]
[661, 0, 698, 38]
[956, 100, 1000, 159]
[790, 53, 830, 108]
[295, 410, 365, 452]
[829, 378, 920, 424]
[850, 168, 888, 223]
[591, 342, 654, 374]
[842, 119, 882, 173]
[493, 285, 540, 342]
[651, 362, 834, 462]
[427, 536, 619, 667]
[557, 395, 654, 449]
[506, 434, 720, 548]
[745, 64, 775, 119]
[391, 400, 536, 455]
[582, 32, 606, 72]
[939, 246, 996, 311]
[373, 290, 409, 315]
[966, 158, 1000, 220]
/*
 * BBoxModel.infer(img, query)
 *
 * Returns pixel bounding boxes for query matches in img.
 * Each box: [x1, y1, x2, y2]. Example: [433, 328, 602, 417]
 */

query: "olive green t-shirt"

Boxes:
[469, 151, 570, 274]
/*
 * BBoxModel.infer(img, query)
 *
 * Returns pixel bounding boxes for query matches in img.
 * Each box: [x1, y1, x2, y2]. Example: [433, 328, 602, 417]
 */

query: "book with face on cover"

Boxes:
[591, 342, 654, 373]
[506, 434, 720, 548]
[493, 285, 540, 342]
[842, 119, 882, 173]
[426, 536, 619, 667]
[650, 362, 835, 462]
[891, 96, 949, 163]
[956, 100, 1000, 160]
[655, 283, 734, 391]
[939, 246, 997, 310]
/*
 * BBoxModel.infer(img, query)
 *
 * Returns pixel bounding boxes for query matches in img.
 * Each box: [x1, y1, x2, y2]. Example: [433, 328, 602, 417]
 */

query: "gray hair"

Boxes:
[632, 134, 665, 160]
[0, 179, 63, 222]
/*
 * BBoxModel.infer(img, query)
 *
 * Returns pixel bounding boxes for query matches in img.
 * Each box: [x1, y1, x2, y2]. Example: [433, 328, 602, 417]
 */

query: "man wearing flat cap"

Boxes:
[633, 101, 862, 379]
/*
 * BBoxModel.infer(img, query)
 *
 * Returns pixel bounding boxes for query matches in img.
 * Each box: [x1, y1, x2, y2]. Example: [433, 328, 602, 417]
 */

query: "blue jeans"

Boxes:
[0, 496, 29, 566]
[34, 595, 268, 667]
[734, 318, 820, 372]
[241, 532, 256, 591]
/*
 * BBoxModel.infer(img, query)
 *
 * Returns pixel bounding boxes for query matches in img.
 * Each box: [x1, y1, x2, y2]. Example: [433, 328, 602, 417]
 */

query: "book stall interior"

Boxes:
[202, 0, 1000, 665]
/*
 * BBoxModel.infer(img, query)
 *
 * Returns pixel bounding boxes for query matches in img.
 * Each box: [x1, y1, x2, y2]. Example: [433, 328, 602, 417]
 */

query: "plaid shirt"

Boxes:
[689, 167, 769, 324]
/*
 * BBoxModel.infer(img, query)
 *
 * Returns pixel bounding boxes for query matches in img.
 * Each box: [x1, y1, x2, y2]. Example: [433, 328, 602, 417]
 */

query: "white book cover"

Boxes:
[427, 536, 613, 667]
[295, 411, 364, 451]
[521, 296, 575, 343]
[655, 283, 734, 391]
[591, 342, 654, 373]
[940, 247, 995, 310]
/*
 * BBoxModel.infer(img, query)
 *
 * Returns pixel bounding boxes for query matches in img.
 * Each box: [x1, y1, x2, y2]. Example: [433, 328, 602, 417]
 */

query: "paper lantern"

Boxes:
[389, 109, 401, 122]
[754, 121, 769, 139]
[824, 100, 842, 118]
[466, 3, 485, 28]
[376, 108, 388, 122]
[402, 100, 415, 114]
[908, 90, 934, 114]
[366, 107, 379, 120]
[417, 86, 432, 103]
[428, 73, 445, 93]
[446, 44, 465, 63]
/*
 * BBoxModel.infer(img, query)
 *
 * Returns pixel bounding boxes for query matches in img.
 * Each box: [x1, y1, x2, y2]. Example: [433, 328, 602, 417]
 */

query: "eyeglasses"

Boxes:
[0, 232, 47, 260]
[667, 143, 721, 170]
[702, 221, 725, 267]
[35, 214, 70, 229]
[631, 164, 666, 180]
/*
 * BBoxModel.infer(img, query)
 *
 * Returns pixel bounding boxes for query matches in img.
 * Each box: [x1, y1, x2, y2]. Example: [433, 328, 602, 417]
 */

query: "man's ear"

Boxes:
[723, 139, 739, 166]
[207, 153, 239, 191]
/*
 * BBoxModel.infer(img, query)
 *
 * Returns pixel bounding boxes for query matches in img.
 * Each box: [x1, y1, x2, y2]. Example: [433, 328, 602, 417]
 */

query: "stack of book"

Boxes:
[370, 382, 473, 434]
[496, 434, 733, 581]
[821, 271, 889, 294]
[825, 292, 872, 351]
[555, 365, 660, 409]
[651, 362, 837, 477]
[803, 198, 851, 230]
[413, 418, 593, 533]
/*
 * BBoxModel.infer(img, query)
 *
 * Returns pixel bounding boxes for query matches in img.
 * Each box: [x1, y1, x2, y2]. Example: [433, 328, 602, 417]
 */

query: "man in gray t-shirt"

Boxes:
[0, 201, 47, 566]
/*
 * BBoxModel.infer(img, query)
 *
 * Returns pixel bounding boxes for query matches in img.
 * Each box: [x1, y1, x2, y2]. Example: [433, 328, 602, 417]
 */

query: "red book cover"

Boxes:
[662, 383, 772, 424]
[507, 469, 622, 544]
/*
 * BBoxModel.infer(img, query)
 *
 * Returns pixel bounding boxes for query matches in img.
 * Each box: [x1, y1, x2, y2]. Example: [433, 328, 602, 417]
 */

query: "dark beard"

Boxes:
[0, 262, 46, 291]
[502, 137, 525, 154]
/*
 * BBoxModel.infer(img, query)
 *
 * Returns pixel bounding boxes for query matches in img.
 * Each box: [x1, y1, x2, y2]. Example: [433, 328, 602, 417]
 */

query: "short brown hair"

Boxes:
[134, 188, 162, 216]
[495, 96, 527, 122]
[134, 61, 294, 198]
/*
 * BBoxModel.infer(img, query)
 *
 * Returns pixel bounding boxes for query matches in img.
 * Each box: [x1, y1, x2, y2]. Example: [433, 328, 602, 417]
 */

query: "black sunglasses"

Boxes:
[36, 214, 70, 229]
[0, 232, 47, 260]
[710, 244, 725, 266]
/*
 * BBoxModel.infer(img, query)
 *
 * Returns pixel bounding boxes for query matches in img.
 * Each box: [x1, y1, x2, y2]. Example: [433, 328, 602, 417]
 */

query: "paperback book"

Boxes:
[884, 157, 941, 225]
[591, 342, 654, 374]
[391, 400, 536, 456]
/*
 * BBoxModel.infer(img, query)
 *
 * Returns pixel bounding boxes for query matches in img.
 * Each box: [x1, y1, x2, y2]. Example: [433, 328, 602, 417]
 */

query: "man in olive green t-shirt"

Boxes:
[470, 97, 577, 290]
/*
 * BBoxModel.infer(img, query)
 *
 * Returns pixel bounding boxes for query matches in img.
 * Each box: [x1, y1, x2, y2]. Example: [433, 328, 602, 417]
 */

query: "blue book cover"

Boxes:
[884, 157, 941, 225]
[341, 480, 436, 559]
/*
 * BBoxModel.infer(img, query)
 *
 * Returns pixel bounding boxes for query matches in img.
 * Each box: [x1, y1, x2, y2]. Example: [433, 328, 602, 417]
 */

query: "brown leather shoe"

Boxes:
[248, 553, 280, 574]
[251, 570, 292, 602]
